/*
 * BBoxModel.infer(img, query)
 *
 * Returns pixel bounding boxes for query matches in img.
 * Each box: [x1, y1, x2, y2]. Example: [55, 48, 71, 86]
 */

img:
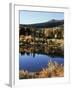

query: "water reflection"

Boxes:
[19, 53, 64, 72]
[19, 42, 64, 72]
[20, 45, 64, 57]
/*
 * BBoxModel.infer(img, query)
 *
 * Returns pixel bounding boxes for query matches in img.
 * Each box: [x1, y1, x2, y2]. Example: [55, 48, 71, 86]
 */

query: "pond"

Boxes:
[19, 53, 64, 72]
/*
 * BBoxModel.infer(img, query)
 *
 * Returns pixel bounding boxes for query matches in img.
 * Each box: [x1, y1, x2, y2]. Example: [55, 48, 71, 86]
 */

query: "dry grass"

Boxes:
[19, 60, 64, 79]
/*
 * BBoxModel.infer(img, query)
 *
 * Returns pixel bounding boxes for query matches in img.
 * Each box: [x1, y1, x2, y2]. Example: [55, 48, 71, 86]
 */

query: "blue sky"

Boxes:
[20, 10, 64, 24]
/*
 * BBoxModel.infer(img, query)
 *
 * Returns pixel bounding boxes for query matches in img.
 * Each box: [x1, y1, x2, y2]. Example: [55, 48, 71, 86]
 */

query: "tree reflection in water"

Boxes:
[19, 44, 64, 58]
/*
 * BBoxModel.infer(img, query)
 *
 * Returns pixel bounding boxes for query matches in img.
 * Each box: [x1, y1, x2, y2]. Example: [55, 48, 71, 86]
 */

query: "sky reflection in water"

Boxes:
[19, 53, 64, 72]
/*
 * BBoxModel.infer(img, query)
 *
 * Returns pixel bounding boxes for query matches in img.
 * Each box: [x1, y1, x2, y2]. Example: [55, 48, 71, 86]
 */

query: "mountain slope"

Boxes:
[20, 19, 64, 28]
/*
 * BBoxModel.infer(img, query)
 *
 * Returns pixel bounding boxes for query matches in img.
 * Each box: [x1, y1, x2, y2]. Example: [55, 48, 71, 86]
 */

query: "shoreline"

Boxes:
[19, 60, 64, 79]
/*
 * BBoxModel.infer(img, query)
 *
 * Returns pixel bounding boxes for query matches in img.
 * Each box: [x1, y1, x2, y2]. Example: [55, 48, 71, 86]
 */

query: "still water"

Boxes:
[19, 53, 64, 72]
